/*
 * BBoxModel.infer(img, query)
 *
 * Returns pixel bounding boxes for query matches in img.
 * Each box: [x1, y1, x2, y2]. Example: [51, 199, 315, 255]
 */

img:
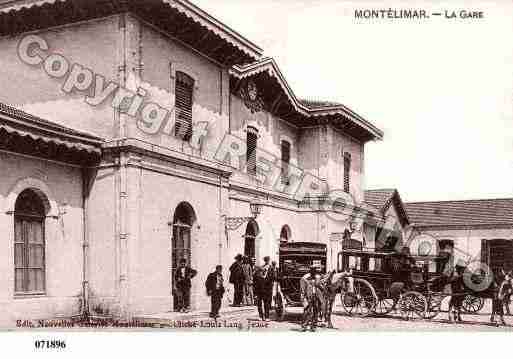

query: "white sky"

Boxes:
[194, 0, 513, 202]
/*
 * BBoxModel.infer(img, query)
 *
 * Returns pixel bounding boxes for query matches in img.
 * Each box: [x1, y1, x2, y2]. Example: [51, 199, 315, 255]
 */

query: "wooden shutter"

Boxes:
[175, 72, 194, 141]
[343, 152, 351, 193]
[246, 127, 258, 176]
[281, 140, 291, 184]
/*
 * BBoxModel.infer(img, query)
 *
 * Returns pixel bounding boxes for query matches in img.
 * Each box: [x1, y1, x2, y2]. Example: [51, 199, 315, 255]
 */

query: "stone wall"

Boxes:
[0, 152, 84, 327]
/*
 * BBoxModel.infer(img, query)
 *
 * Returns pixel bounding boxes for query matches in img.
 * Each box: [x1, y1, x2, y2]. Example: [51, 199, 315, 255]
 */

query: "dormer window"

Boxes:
[175, 71, 194, 141]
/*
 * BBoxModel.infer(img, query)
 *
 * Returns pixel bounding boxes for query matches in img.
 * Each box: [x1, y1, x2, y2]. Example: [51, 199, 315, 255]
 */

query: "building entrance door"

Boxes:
[482, 239, 513, 276]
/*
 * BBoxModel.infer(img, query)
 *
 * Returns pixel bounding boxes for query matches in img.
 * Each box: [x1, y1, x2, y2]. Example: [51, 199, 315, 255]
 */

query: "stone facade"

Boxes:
[0, 0, 383, 325]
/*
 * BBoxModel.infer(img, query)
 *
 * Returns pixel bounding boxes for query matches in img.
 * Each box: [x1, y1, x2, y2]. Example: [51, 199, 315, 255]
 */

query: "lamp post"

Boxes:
[224, 199, 264, 231]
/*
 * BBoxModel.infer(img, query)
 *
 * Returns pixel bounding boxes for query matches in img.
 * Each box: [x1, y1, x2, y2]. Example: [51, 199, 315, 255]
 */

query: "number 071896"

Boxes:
[34, 340, 66, 349]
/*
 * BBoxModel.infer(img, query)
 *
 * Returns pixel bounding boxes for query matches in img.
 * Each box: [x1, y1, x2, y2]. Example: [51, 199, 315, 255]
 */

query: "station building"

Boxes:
[0, 0, 384, 325]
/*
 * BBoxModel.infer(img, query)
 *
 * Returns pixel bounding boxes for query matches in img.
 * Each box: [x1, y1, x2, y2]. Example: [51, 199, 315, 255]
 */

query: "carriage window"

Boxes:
[348, 256, 361, 270]
[368, 258, 375, 271]
[375, 258, 382, 271]
[429, 260, 437, 273]
[369, 257, 382, 271]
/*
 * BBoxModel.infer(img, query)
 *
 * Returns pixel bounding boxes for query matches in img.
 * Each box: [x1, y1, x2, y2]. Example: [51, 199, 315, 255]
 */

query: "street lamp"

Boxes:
[249, 199, 263, 218]
[224, 198, 264, 231]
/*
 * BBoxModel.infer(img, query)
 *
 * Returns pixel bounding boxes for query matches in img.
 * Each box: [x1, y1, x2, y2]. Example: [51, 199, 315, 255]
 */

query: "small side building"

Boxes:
[405, 199, 513, 275]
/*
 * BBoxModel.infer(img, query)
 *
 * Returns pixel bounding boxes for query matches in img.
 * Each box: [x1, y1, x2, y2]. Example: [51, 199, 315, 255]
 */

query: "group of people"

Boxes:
[172, 254, 279, 320]
[172, 258, 225, 318]
[229, 254, 278, 321]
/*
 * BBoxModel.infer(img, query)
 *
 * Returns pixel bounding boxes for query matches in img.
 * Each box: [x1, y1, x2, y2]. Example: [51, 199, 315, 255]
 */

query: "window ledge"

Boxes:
[14, 292, 47, 299]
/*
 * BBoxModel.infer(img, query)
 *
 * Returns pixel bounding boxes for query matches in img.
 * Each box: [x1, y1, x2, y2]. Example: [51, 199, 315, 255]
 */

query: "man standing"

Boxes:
[229, 254, 244, 306]
[206, 265, 225, 318]
[174, 258, 197, 313]
[254, 256, 275, 321]
[300, 265, 322, 331]
[242, 256, 254, 306]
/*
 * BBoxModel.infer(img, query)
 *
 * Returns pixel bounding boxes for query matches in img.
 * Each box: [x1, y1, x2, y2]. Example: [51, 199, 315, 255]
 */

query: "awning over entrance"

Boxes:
[0, 103, 103, 166]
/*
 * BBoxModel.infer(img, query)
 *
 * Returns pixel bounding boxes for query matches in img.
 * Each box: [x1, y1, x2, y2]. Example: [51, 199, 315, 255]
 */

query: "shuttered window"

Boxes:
[281, 140, 291, 184]
[343, 152, 351, 193]
[246, 127, 258, 176]
[174, 71, 194, 141]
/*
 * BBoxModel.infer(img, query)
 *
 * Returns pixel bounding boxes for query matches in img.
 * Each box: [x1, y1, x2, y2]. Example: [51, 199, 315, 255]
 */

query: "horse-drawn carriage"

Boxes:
[274, 242, 380, 322]
[273, 242, 327, 320]
[273, 241, 495, 324]
[337, 248, 486, 319]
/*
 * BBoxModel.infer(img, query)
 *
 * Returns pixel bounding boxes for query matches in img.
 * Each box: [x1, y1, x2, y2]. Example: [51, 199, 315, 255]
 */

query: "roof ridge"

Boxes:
[406, 198, 513, 205]
[365, 188, 397, 192]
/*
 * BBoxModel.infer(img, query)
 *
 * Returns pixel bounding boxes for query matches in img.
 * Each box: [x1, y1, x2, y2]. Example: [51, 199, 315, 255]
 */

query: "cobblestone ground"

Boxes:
[235, 302, 513, 332]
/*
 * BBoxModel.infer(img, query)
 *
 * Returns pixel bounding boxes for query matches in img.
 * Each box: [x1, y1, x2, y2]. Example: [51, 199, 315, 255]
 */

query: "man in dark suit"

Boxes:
[174, 258, 197, 313]
[254, 256, 276, 321]
[206, 265, 225, 318]
[229, 254, 244, 306]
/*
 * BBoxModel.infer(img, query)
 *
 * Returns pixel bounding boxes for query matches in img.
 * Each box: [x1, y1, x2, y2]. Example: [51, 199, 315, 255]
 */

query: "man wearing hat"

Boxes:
[448, 259, 466, 322]
[300, 265, 322, 331]
[253, 256, 276, 321]
[229, 254, 244, 306]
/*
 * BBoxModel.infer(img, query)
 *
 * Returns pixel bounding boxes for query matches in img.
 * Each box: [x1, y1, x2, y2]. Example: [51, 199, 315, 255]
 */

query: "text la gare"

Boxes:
[445, 10, 484, 19]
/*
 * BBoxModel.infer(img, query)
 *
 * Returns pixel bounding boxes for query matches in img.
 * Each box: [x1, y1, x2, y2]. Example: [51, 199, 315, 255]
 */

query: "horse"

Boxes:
[447, 267, 511, 325]
[301, 270, 350, 330]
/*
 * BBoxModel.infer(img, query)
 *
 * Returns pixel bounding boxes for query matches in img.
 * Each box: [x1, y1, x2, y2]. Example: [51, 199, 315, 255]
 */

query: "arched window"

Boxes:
[14, 189, 46, 294]
[244, 220, 258, 260]
[280, 225, 291, 242]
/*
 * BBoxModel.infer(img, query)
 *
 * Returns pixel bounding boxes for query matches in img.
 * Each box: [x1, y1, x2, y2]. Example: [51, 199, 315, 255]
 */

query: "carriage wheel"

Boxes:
[398, 291, 427, 320]
[424, 293, 444, 319]
[341, 278, 377, 317]
[374, 297, 396, 316]
[462, 294, 484, 313]
[274, 292, 285, 321]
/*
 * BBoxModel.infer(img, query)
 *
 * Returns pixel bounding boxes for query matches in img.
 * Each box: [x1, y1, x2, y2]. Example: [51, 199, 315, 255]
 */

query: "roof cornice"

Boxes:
[0, 0, 263, 65]
[230, 58, 384, 141]
[165, 0, 262, 59]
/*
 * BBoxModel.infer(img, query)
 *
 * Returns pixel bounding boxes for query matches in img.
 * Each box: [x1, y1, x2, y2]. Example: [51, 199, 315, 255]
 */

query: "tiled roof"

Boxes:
[0, 102, 103, 142]
[298, 98, 345, 109]
[364, 188, 410, 226]
[364, 189, 397, 211]
[405, 199, 513, 228]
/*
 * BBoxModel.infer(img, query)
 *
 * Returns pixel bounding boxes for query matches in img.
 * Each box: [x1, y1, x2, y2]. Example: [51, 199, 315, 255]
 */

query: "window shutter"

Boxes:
[481, 239, 489, 266]
[343, 152, 351, 193]
[281, 140, 291, 184]
[175, 72, 194, 141]
[246, 127, 258, 176]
